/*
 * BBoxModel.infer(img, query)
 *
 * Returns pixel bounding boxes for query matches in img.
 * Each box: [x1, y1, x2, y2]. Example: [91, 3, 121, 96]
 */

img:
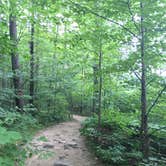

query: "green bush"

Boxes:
[0, 126, 23, 166]
[81, 110, 166, 165]
[0, 127, 21, 145]
[81, 111, 142, 165]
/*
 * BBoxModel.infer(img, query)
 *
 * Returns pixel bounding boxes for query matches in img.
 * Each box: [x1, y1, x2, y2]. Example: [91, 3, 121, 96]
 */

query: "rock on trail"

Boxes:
[25, 115, 102, 166]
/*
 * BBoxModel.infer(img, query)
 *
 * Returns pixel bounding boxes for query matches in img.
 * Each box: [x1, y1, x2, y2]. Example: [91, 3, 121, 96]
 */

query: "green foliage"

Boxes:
[96, 145, 126, 164]
[81, 112, 140, 165]
[0, 109, 38, 131]
[0, 127, 23, 166]
[0, 144, 27, 166]
[0, 157, 14, 166]
[0, 127, 21, 145]
[38, 151, 55, 160]
[0, 0, 165, 165]
[37, 136, 48, 142]
[81, 110, 166, 165]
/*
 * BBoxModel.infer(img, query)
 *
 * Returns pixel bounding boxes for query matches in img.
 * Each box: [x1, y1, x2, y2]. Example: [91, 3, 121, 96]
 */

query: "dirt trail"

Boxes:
[25, 115, 102, 166]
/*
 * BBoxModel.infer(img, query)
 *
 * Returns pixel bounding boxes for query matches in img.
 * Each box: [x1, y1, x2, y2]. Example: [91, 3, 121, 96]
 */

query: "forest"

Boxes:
[0, 0, 166, 165]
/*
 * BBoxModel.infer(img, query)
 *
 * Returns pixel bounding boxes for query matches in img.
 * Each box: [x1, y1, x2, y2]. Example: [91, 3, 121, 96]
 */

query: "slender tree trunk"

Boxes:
[80, 66, 84, 114]
[92, 64, 98, 113]
[103, 90, 105, 110]
[29, 22, 35, 105]
[140, 1, 149, 159]
[53, 24, 59, 111]
[9, 13, 24, 112]
[1, 71, 7, 107]
[98, 49, 102, 129]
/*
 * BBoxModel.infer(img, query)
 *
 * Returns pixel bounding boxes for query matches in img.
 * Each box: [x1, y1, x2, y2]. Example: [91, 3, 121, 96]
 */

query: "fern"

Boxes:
[0, 127, 21, 145]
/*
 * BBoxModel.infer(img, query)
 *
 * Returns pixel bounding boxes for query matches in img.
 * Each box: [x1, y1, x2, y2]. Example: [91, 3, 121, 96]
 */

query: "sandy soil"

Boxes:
[25, 115, 103, 166]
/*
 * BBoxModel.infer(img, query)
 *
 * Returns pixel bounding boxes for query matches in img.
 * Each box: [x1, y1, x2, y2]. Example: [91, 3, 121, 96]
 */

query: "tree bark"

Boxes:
[92, 64, 98, 113]
[80, 66, 84, 114]
[9, 14, 24, 111]
[98, 49, 102, 129]
[140, 1, 149, 159]
[29, 22, 35, 105]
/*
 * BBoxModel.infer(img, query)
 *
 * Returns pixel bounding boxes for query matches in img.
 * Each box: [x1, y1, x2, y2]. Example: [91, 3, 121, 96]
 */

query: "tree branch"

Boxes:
[131, 67, 141, 81]
[127, 0, 140, 32]
[146, 78, 155, 87]
[147, 85, 166, 115]
[133, 71, 141, 81]
[68, 0, 138, 38]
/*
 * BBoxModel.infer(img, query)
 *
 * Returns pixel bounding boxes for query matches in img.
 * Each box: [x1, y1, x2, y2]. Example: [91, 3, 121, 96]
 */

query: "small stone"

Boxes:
[59, 140, 66, 144]
[67, 142, 78, 148]
[53, 160, 69, 166]
[64, 144, 69, 150]
[59, 156, 66, 160]
[43, 143, 54, 148]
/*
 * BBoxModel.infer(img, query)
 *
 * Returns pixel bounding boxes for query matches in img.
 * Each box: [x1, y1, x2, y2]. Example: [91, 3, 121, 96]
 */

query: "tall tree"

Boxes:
[98, 45, 102, 129]
[9, 1, 24, 111]
[29, 18, 35, 105]
[140, 1, 148, 158]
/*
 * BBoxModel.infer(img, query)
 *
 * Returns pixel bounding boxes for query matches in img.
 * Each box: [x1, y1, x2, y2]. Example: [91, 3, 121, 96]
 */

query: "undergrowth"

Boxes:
[0, 105, 70, 166]
[80, 110, 166, 166]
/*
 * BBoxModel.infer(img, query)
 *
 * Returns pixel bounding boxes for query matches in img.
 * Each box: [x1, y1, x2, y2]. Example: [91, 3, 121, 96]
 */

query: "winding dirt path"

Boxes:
[25, 115, 102, 166]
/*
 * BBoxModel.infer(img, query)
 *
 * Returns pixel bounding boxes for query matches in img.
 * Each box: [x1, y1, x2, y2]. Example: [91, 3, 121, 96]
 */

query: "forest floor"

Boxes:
[25, 115, 102, 166]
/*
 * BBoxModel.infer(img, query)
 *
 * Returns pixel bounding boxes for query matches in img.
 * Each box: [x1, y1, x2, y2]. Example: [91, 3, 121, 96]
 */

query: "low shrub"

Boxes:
[81, 110, 166, 166]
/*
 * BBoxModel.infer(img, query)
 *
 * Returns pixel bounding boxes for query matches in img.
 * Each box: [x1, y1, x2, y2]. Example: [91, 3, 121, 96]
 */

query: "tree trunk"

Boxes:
[92, 64, 98, 113]
[9, 14, 24, 111]
[80, 66, 84, 114]
[140, 1, 149, 159]
[98, 49, 102, 129]
[29, 22, 35, 105]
